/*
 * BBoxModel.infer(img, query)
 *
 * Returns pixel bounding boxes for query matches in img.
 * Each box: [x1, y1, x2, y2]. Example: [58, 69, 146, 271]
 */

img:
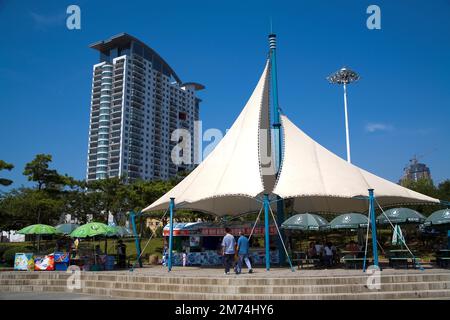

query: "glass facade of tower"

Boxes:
[86, 33, 203, 182]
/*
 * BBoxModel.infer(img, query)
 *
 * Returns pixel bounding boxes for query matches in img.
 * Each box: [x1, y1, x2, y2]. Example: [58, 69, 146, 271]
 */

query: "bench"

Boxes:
[342, 257, 367, 269]
[389, 257, 420, 269]
[292, 252, 320, 269]
[294, 258, 321, 269]
[436, 257, 450, 268]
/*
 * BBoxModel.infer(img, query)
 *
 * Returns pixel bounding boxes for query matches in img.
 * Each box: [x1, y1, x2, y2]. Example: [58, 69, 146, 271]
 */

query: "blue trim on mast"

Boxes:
[168, 198, 175, 272]
[264, 194, 271, 270]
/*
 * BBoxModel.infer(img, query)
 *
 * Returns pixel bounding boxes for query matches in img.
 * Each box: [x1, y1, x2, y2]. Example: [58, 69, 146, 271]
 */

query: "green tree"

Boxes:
[86, 177, 129, 224]
[20, 154, 72, 224]
[401, 178, 441, 216]
[437, 179, 450, 203]
[23, 154, 64, 191]
[0, 160, 14, 186]
[401, 177, 438, 198]
[0, 188, 63, 228]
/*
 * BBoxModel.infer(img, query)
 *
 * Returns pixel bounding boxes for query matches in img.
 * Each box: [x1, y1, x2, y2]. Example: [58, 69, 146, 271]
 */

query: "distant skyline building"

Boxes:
[86, 33, 204, 183]
[400, 156, 432, 184]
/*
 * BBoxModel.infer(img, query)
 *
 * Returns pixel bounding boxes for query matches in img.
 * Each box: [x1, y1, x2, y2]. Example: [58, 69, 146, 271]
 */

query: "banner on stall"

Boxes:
[14, 253, 34, 271]
[34, 254, 55, 271]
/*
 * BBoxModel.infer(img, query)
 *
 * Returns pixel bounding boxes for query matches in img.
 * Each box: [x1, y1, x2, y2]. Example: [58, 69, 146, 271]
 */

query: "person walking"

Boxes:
[221, 227, 236, 274]
[236, 231, 253, 274]
[117, 240, 127, 268]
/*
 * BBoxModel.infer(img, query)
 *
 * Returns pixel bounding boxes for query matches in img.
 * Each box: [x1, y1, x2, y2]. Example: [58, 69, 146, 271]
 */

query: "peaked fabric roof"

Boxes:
[143, 61, 272, 216]
[272, 115, 440, 213]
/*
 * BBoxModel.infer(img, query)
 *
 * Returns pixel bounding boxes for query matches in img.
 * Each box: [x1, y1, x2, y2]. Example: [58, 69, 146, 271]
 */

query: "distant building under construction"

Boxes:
[400, 156, 432, 184]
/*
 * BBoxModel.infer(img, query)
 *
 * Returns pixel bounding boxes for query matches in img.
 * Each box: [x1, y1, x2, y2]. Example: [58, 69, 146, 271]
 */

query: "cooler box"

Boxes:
[54, 252, 70, 271]
[105, 255, 115, 271]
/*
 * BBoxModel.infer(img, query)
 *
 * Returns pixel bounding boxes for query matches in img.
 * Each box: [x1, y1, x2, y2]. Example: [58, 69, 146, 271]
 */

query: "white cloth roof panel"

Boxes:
[273, 115, 439, 213]
[143, 61, 271, 215]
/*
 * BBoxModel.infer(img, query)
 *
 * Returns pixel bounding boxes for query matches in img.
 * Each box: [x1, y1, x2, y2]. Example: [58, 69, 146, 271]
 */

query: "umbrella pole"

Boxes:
[93, 237, 97, 266]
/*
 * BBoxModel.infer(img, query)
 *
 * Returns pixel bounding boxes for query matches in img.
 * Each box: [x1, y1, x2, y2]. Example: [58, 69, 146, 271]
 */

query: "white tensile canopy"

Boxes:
[143, 60, 440, 217]
[143, 61, 274, 216]
[272, 115, 440, 213]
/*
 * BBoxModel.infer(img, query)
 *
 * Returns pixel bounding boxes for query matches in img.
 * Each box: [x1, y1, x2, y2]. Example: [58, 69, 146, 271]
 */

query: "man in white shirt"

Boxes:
[323, 242, 333, 267]
[221, 227, 236, 274]
[314, 243, 323, 256]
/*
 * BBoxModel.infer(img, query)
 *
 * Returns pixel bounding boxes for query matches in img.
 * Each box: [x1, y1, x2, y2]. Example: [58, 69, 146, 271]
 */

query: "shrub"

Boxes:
[0, 244, 11, 258]
[3, 246, 34, 267]
[154, 226, 163, 238]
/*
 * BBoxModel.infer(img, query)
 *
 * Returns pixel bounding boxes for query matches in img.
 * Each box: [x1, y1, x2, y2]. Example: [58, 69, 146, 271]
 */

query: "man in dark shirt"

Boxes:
[117, 240, 127, 268]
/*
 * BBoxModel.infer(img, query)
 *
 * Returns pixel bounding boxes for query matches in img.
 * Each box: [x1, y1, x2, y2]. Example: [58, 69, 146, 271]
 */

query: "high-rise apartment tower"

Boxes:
[86, 33, 204, 182]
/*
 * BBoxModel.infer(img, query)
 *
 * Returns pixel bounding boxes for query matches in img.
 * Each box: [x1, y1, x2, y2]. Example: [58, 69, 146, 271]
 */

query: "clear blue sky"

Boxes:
[1, 0, 449, 190]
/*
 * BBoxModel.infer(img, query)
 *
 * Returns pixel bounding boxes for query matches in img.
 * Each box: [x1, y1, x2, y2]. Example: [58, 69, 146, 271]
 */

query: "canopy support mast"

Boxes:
[168, 198, 175, 272]
[130, 211, 143, 268]
[368, 189, 379, 269]
[264, 194, 271, 270]
[269, 33, 286, 266]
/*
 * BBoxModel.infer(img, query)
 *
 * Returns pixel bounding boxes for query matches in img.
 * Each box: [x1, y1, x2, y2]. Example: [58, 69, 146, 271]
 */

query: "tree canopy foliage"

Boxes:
[0, 160, 14, 186]
[0, 155, 448, 232]
[0, 155, 209, 232]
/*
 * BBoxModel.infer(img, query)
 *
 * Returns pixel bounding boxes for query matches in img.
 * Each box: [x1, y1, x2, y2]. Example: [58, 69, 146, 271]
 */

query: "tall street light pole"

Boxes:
[327, 67, 359, 163]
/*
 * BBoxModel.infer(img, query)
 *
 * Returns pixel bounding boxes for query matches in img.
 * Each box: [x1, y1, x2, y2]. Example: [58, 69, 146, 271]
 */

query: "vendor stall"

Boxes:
[163, 222, 279, 266]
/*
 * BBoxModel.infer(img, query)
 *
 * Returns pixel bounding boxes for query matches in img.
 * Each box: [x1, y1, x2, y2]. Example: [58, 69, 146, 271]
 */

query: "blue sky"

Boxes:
[0, 0, 449, 190]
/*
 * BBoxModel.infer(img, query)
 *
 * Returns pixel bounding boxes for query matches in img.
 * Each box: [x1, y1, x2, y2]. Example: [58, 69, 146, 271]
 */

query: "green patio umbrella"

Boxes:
[17, 224, 62, 252]
[18, 224, 61, 235]
[69, 222, 116, 238]
[70, 222, 117, 265]
[376, 208, 426, 225]
[281, 213, 329, 231]
[329, 213, 369, 229]
[424, 209, 450, 226]
[55, 223, 80, 235]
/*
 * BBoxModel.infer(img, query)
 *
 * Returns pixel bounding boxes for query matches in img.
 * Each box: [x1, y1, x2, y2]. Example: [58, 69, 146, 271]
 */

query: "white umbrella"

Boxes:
[392, 224, 405, 245]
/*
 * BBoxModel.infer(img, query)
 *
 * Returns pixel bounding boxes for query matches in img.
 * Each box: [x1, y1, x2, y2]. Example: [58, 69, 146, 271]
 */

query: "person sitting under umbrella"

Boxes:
[307, 242, 317, 259]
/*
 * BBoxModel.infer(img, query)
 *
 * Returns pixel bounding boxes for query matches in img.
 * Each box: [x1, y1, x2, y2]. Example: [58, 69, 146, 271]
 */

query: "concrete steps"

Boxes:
[1, 271, 450, 300]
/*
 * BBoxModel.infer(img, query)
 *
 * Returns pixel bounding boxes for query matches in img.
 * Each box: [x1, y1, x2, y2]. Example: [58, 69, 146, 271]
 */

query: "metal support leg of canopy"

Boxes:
[368, 189, 379, 268]
[264, 194, 271, 271]
[130, 210, 142, 268]
[168, 197, 175, 272]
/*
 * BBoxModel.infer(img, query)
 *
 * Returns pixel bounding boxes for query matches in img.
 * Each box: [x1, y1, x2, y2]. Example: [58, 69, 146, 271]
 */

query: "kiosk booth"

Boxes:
[162, 222, 279, 266]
